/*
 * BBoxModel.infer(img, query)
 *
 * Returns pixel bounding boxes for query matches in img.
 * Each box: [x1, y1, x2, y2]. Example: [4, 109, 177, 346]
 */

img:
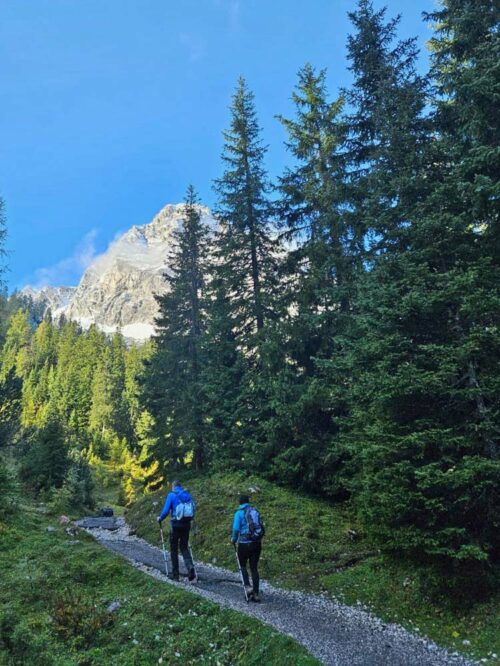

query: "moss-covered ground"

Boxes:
[127, 473, 500, 664]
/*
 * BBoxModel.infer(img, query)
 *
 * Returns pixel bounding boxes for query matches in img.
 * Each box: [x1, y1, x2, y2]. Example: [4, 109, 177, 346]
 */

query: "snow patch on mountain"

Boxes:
[20, 285, 76, 319]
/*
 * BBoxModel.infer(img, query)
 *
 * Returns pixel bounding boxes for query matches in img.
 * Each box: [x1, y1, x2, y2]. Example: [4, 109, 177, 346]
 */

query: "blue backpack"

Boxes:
[245, 506, 265, 541]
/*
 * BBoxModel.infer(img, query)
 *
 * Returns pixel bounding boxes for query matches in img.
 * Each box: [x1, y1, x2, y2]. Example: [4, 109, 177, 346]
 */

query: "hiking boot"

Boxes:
[245, 585, 254, 599]
[188, 568, 196, 582]
[252, 592, 261, 603]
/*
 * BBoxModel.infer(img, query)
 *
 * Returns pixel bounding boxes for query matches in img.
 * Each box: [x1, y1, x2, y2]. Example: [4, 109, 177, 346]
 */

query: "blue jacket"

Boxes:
[159, 486, 194, 525]
[231, 503, 253, 544]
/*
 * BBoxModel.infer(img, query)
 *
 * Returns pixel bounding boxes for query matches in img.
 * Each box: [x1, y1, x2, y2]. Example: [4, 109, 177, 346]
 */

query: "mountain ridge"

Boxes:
[21, 203, 214, 341]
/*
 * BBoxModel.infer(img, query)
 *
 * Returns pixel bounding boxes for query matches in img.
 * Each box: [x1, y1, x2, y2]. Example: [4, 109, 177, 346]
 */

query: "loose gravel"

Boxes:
[76, 517, 477, 666]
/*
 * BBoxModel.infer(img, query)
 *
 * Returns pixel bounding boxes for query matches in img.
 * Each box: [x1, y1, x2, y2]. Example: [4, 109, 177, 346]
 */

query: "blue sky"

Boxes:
[1, 0, 434, 290]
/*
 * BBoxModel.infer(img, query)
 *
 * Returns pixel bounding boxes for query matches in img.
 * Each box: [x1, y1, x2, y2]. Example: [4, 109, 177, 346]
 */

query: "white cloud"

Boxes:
[31, 229, 98, 287]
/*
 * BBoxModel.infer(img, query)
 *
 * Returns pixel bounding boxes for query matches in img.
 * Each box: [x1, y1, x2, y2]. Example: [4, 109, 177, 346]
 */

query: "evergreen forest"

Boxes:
[1, 0, 499, 615]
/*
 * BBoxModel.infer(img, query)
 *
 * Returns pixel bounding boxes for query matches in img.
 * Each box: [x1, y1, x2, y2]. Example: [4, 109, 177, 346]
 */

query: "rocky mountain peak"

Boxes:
[22, 203, 214, 342]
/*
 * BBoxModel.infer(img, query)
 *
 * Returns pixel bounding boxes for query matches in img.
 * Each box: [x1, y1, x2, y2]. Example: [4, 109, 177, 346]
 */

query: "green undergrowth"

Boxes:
[127, 473, 500, 664]
[92, 476, 126, 517]
[0, 506, 318, 666]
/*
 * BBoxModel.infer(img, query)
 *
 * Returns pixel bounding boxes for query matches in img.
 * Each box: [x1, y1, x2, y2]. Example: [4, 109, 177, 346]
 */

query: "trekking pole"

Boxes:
[233, 543, 250, 602]
[188, 519, 199, 583]
[159, 522, 170, 578]
[188, 546, 199, 583]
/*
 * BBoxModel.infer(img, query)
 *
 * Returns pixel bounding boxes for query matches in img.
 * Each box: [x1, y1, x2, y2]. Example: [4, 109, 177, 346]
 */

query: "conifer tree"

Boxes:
[208, 78, 281, 467]
[144, 186, 210, 471]
[426, 0, 500, 255]
[0, 368, 22, 445]
[89, 344, 115, 440]
[269, 65, 354, 492]
[213, 77, 279, 356]
[20, 412, 69, 491]
[203, 273, 246, 467]
[346, 0, 429, 252]
[0, 310, 31, 381]
[347, 0, 500, 576]
[52, 323, 99, 440]
[109, 332, 130, 438]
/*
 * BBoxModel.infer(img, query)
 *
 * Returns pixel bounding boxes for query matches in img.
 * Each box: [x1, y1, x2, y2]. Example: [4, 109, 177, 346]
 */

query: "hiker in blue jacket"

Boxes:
[157, 480, 196, 582]
[231, 494, 264, 602]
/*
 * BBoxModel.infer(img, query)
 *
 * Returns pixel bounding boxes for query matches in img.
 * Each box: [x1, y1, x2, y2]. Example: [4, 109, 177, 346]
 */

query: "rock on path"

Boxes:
[76, 517, 476, 666]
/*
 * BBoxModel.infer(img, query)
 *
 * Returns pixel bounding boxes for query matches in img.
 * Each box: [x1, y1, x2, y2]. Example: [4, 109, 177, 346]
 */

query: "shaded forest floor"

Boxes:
[0, 503, 318, 665]
[127, 473, 500, 664]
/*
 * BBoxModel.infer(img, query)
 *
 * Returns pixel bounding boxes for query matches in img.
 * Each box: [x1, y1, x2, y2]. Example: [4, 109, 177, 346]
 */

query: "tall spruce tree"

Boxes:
[0, 309, 31, 381]
[202, 271, 246, 468]
[346, 0, 500, 582]
[267, 64, 354, 493]
[144, 186, 210, 472]
[346, 0, 430, 253]
[213, 77, 278, 357]
[426, 0, 500, 256]
[20, 411, 69, 491]
[208, 78, 281, 469]
[0, 368, 22, 445]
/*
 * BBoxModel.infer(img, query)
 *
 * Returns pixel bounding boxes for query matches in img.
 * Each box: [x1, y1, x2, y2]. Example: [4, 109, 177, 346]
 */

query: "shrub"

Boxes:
[48, 455, 95, 514]
[51, 588, 113, 647]
[0, 458, 18, 519]
[20, 417, 69, 492]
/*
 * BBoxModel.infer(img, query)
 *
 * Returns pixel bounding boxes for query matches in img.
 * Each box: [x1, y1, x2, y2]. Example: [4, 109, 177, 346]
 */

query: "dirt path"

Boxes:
[76, 517, 476, 666]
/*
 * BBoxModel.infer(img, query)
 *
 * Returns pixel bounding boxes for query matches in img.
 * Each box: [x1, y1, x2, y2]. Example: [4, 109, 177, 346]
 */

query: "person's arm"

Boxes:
[158, 493, 173, 522]
[231, 510, 241, 544]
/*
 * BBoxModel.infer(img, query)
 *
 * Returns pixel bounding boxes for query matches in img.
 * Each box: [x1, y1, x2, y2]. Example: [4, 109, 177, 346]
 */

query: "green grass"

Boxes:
[127, 472, 500, 664]
[92, 477, 126, 517]
[0, 505, 318, 666]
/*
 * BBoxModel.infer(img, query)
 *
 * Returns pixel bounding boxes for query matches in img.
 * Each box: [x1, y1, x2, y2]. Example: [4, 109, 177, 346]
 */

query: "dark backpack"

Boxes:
[244, 506, 265, 541]
[99, 507, 114, 518]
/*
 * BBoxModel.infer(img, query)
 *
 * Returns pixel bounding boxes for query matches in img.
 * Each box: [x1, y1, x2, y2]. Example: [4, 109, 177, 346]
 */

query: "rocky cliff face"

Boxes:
[23, 203, 214, 341]
[20, 285, 76, 319]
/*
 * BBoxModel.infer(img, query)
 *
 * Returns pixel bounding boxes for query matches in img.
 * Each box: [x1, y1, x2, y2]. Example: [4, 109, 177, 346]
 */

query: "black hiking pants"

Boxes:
[238, 541, 261, 594]
[169, 522, 194, 577]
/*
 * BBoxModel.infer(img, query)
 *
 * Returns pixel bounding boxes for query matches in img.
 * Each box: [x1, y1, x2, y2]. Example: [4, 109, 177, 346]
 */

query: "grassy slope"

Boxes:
[0, 506, 318, 666]
[127, 473, 500, 665]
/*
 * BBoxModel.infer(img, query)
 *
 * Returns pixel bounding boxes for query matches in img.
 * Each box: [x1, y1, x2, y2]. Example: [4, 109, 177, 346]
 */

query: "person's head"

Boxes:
[172, 479, 182, 490]
[239, 494, 250, 505]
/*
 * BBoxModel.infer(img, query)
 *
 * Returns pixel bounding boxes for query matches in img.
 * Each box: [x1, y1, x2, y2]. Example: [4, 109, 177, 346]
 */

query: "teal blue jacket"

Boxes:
[231, 503, 252, 544]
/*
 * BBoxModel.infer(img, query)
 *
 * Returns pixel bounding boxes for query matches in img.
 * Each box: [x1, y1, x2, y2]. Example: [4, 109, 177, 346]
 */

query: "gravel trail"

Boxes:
[76, 517, 476, 666]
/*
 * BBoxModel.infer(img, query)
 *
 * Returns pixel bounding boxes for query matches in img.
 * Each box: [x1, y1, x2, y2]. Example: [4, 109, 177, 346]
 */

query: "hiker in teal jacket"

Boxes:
[231, 494, 263, 601]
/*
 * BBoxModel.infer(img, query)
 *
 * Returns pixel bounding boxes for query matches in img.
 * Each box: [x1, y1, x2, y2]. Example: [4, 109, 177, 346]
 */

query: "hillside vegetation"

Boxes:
[128, 473, 500, 664]
[0, 498, 318, 666]
[1, 1, 499, 664]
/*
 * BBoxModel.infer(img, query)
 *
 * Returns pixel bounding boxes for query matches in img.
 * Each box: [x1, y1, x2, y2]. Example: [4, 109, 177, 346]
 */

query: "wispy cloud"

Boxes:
[228, 0, 241, 30]
[30, 229, 98, 288]
[179, 31, 205, 62]
[214, 0, 241, 30]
